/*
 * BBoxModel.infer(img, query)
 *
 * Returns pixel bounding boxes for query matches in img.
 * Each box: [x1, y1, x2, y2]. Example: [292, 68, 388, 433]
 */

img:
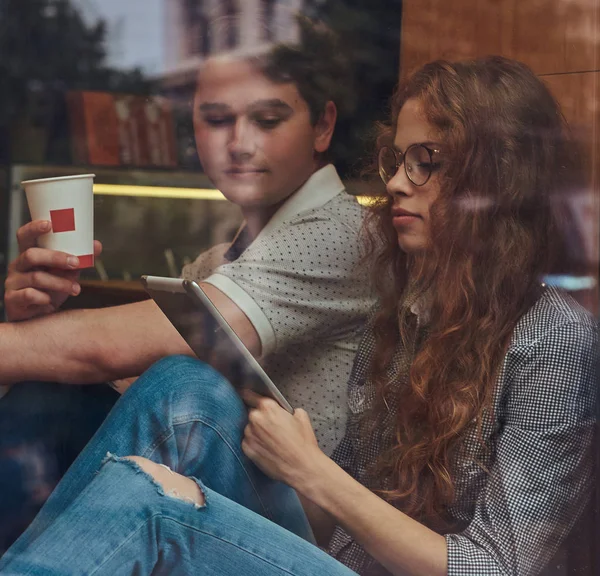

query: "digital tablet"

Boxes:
[141, 275, 294, 413]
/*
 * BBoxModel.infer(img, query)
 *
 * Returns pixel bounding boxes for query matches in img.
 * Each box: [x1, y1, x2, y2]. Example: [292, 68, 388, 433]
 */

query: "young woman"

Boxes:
[1, 56, 596, 576]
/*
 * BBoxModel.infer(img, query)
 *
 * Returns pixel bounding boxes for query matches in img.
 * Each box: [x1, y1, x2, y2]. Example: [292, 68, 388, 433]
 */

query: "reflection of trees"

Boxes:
[0, 0, 152, 161]
[306, 0, 403, 178]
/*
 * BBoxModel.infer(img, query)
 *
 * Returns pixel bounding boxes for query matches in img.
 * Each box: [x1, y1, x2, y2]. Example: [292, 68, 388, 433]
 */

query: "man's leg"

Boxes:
[1, 457, 356, 576]
[0, 381, 118, 553]
[4, 356, 313, 558]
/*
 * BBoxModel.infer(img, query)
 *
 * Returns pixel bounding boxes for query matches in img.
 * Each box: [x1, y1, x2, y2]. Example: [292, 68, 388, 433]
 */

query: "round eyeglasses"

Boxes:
[378, 144, 441, 187]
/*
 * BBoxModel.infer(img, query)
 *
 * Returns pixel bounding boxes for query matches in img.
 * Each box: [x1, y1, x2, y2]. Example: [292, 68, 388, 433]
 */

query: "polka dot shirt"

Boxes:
[182, 165, 376, 455]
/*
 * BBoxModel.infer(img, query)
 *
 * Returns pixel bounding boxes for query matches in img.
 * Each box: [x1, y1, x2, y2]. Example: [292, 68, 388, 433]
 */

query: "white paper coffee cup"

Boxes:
[21, 174, 95, 269]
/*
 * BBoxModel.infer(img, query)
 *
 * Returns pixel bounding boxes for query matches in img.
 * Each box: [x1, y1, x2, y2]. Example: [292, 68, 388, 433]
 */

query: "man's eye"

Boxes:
[203, 116, 234, 127]
[254, 116, 282, 130]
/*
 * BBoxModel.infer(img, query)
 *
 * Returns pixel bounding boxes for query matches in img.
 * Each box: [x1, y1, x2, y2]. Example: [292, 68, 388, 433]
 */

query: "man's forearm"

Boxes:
[0, 300, 193, 385]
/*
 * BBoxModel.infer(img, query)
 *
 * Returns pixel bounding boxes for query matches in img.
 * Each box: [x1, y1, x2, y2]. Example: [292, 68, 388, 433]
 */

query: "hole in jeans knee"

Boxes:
[124, 456, 206, 509]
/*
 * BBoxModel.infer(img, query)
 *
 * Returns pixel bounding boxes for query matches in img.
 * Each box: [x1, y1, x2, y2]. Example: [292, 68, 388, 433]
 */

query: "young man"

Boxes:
[0, 20, 374, 550]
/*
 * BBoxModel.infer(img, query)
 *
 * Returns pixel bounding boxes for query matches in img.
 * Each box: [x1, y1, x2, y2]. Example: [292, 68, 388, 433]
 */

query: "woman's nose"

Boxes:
[385, 164, 414, 197]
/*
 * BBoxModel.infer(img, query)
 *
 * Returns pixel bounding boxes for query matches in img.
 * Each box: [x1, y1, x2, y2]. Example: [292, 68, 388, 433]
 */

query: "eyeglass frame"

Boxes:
[378, 143, 442, 187]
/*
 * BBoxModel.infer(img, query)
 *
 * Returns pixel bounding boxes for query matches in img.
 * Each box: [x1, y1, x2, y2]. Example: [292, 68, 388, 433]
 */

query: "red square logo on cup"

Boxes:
[50, 208, 76, 233]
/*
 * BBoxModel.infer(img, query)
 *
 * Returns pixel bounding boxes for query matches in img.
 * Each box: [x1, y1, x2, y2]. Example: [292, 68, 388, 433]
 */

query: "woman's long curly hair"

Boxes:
[363, 56, 584, 529]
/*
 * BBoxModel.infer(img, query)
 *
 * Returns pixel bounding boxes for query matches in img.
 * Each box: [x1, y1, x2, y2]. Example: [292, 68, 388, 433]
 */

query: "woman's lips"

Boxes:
[391, 207, 421, 227]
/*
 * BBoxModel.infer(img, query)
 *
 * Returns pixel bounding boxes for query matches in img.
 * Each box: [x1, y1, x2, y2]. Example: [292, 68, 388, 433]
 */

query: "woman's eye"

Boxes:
[418, 162, 441, 172]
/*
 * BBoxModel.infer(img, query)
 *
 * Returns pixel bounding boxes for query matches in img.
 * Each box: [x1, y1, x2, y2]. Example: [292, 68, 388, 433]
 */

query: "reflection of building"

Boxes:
[164, 0, 304, 81]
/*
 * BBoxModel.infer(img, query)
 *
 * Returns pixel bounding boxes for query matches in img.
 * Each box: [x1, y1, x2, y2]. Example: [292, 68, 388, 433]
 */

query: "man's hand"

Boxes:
[240, 390, 326, 487]
[4, 220, 102, 321]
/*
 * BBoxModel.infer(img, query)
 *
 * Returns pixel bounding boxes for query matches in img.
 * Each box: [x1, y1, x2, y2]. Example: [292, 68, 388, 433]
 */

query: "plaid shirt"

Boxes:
[327, 286, 598, 575]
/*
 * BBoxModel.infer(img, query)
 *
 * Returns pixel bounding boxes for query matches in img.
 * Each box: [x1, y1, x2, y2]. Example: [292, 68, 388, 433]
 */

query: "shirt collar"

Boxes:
[224, 164, 345, 262]
[223, 225, 252, 262]
[410, 298, 431, 327]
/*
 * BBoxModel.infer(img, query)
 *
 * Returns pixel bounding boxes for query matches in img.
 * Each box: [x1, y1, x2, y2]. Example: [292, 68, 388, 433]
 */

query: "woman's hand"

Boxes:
[241, 395, 447, 576]
[240, 390, 326, 488]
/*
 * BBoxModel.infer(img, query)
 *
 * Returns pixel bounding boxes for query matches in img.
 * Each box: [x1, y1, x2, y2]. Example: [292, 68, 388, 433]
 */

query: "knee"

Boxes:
[124, 456, 205, 507]
[127, 356, 219, 400]
[145, 355, 217, 385]
[126, 356, 245, 419]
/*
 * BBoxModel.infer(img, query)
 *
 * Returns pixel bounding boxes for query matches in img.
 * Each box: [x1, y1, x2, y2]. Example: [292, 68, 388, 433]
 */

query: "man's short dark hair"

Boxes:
[249, 16, 354, 126]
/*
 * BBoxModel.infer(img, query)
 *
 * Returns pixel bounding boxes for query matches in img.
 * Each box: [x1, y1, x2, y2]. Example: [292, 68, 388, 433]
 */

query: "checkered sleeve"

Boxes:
[446, 320, 598, 576]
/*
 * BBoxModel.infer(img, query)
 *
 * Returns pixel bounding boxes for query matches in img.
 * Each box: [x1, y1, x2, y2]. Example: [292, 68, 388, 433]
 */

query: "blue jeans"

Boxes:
[0, 356, 356, 575]
[0, 381, 118, 553]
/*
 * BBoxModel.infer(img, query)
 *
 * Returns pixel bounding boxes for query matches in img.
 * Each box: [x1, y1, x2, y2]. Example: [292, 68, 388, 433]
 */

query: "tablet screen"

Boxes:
[141, 276, 293, 412]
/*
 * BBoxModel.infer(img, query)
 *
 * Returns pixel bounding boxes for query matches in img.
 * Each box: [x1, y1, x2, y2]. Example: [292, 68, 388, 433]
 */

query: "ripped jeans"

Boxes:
[0, 356, 356, 575]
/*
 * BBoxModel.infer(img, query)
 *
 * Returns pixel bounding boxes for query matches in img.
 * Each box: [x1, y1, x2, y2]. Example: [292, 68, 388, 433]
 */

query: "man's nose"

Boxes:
[227, 118, 255, 159]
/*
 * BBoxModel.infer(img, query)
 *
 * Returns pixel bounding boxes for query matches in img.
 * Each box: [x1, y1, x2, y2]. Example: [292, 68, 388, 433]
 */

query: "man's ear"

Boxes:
[314, 101, 337, 154]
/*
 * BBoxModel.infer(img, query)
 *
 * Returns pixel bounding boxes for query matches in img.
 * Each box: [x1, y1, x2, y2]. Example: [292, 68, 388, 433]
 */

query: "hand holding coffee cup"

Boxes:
[4, 174, 102, 322]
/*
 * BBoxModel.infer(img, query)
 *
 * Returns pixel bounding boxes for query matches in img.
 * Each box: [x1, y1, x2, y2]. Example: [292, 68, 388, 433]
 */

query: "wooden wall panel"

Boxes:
[401, 0, 506, 77]
[513, 0, 599, 74]
[542, 71, 599, 188]
[543, 71, 599, 312]
[401, 0, 600, 77]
